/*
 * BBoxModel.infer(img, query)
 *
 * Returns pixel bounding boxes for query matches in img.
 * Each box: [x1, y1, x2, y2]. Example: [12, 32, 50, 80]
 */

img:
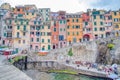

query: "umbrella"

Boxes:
[108, 73, 118, 79]
[112, 64, 118, 68]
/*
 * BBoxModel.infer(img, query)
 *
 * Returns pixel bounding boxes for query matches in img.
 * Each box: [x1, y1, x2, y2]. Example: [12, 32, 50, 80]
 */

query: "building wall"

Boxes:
[82, 12, 93, 41]
[92, 10, 106, 39]
[112, 11, 120, 37]
[40, 24, 51, 51]
[51, 20, 59, 49]
[66, 14, 83, 44]
[1, 3, 11, 10]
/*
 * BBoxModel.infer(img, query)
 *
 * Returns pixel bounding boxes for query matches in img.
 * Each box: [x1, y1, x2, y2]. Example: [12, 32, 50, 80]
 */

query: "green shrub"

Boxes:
[107, 43, 114, 50]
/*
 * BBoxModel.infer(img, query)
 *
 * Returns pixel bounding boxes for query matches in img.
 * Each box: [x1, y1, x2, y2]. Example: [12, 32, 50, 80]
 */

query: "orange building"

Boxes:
[66, 13, 83, 45]
[14, 6, 25, 14]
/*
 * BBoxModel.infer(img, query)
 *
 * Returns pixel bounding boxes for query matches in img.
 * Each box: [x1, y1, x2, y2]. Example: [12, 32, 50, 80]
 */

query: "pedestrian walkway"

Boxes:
[0, 55, 32, 80]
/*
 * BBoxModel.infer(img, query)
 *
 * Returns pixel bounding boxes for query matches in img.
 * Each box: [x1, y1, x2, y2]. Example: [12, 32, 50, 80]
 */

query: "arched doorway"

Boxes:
[83, 34, 90, 41]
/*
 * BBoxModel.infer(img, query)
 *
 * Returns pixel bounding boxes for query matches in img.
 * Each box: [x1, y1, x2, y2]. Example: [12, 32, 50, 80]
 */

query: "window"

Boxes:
[36, 32, 40, 36]
[48, 39, 50, 43]
[34, 21, 36, 24]
[76, 19, 79, 22]
[68, 32, 70, 35]
[93, 15, 96, 19]
[60, 28, 62, 31]
[72, 26, 74, 29]
[114, 12, 117, 16]
[23, 32, 26, 36]
[54, 28, 56, 32]
[37, 38, 39, 42]
[41, 10, 43, 12]
[48, 45, 51, 50]
[30, 32, 34, 35]
[67, 26, 70, 29]
[47, 32, 51, 36]
[31, 38, 33, 42]
[32, 13, 34, 15]
[23, 40, 25, 44]
[72, 19, 74, 22]
[17, 26, 20, 30]
[115, 25, 119, 28]
[94, 28, 97, 31]
[76, 26, 80, 29]
[18, 40, 21, 44]
[100, 22, 103, 25]
[42, 26, 44, 29]
[77, 32, 79, 35]
[48, 26, 50, 29]
[38, 21, 40, 24]
[23, 25, 26, 31]
[27, 13, 29, 15]
[36, 26, 40, 30]
[64, 20, 66, 24]
[26, 22, 28, 25]
[85, 22, 88, 25]
[60, 20, 62, 24]
[42, 39, 44, 43]
[64, 28, 65, 31]
[4, 33, 6, 37]
[100, 27, 102, 31]
[9, 20, 12, 24]
[94, 22, 97, 25]
[17, 32, 19, 37]
[42, 46, 45, 50]
[59, 35, 64, 41]
[100, 15, 103, 19]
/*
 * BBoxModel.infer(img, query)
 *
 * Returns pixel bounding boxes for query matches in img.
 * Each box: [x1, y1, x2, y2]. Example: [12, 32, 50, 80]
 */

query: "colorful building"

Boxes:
[66, 13, 83, 45]
[58, 11, 67, 48]
[14, 6, 25, 14]
[12, 13, 30, 53]
[82, 10, 93, 41]
[1, 3, 11, 10]
[40, 23, 51, 51]
[112, 11, 120, 37]
[91, 10, 106, 39]
[104, 11, 113, 38]
[39, 8, 51, 22]
[51, 12, 59, 49]
[29, 17, 41, 51]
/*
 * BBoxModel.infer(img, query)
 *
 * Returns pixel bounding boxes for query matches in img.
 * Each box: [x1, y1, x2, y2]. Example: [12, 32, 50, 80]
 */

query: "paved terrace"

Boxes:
[0, 55, 32, 80]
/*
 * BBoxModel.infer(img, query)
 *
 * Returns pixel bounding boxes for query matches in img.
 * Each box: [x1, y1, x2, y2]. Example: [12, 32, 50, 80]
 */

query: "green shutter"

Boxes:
[94, 22, 97, 25]
[94, 28, 97, 31]
[68, 32, 70, 35]
[60, 20, 62, 24]
[17, 26, 20, 30]
[4, 33, 6, 37]
[48, 39, 50, 43]
[42, 39, 44, 43]
[48, 45, 50, 50]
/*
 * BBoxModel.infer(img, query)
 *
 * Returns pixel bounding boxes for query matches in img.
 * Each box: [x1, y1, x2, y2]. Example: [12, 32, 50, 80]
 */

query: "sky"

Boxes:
[0, 0, 120, 13]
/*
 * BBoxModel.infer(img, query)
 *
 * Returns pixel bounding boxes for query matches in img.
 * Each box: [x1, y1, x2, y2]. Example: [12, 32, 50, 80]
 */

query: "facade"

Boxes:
[51, 12, 59, 49]
[29, 17, 41, 51]
[40, 23, 51, 51]
[14, 6, 25, 14]
[66, 13, 83, 45]
[104, 11, 113, 38]
[12, 13, 30, 53]
[39, 8, 51, 22]
[112, 11, 120, 37]
[82, 11, 93, 41]
[58, 11, 67, 48]
[91, 10, 106, 39]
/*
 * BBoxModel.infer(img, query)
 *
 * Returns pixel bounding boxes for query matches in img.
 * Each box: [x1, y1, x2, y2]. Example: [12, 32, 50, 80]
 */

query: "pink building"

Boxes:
[82, 12, 93, 41]
[58, 11, 67, 48]
[104, 11, 113, 38]
[30, 17, 41, 51]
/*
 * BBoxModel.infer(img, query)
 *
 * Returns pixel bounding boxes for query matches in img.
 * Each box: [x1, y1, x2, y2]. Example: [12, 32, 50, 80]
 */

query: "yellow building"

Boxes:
[112, 11, 120, 37]
[40, 23, 51, 51]
[66, 13, 83, 45]
[12, 14, 30, 53]
[92, 10, 105, 39]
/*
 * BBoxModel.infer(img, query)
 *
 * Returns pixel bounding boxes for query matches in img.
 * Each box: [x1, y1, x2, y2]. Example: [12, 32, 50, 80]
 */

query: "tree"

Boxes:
[68, 48, 73, 57]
